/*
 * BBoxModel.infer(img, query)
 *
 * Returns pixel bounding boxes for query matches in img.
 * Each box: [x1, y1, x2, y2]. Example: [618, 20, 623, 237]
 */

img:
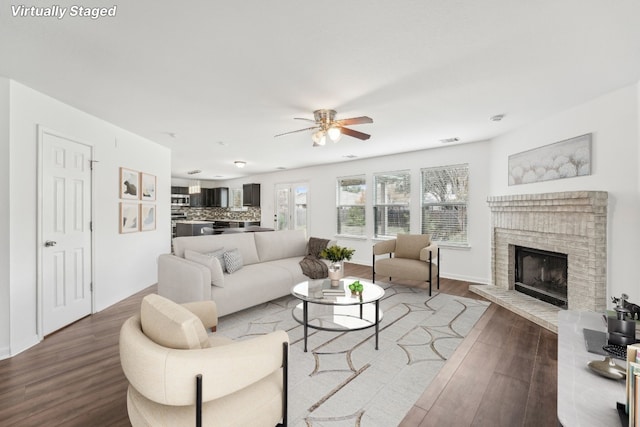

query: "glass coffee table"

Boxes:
[291, 277, 384, 352]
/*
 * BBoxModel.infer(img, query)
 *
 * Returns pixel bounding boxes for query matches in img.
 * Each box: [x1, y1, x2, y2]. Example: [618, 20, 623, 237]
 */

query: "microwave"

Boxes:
[171, 194, 190, 206]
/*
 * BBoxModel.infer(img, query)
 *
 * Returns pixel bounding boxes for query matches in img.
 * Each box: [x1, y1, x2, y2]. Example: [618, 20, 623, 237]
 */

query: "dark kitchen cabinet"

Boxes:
[243, 183, 260, 206]
[189, 192, 204, 207]
[203, 187, 228, 207]
[171, 186, 189, 195]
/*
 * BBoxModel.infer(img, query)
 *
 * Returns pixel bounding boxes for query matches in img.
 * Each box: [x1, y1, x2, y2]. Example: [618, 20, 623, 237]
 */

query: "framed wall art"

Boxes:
[119, 202, 139, 233]
[120, 167, 140, 199]
[508, 133, 592, 186]
[140, 204, 156, 231]
[141, 172, 156, 201]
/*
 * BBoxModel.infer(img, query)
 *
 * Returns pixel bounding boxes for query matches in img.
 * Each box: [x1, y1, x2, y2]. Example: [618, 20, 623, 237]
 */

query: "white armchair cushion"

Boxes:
[140, 294, 211, 350]
[394, 234, 431, 260]
[184, 249, 226, 288]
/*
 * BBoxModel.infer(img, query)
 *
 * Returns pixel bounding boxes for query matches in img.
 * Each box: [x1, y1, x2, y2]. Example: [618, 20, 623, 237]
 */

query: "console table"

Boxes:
[558, 310, 626, 426]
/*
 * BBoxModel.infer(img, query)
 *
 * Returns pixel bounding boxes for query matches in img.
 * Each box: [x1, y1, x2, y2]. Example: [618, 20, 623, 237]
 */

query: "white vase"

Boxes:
[328, 261, 343, 285]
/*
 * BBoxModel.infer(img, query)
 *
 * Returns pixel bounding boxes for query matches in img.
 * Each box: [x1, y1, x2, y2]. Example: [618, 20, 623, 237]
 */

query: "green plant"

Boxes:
[320, 245, 355, 263]
[349, 280, 364, 294]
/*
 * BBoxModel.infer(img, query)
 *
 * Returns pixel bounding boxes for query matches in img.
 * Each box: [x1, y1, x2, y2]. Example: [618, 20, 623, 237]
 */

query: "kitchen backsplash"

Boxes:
[178, 206, 261, 222]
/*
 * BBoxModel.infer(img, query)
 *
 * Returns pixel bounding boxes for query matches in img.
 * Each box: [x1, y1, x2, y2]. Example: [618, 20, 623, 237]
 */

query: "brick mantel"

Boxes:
[488, 191, 608, 311]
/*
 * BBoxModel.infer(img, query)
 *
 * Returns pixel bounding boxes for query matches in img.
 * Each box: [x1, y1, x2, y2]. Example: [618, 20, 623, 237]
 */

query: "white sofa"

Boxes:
[158, 230, 335, 317]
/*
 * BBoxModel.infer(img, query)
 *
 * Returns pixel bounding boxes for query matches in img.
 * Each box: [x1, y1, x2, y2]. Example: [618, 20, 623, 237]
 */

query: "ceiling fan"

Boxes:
[275, 109, 373, 146]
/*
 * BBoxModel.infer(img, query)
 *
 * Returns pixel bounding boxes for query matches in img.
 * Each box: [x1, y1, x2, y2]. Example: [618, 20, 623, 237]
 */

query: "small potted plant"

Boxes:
[320, 245, 355, 284]
[348, 280, 364, 297]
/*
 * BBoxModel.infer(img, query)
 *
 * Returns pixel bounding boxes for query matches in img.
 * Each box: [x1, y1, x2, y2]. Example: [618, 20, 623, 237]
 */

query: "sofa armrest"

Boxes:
[373, 239, 396, 256]
[157, 254, 212, 303]
[419, 243, 439, 264]
[181, 300, 218, 329]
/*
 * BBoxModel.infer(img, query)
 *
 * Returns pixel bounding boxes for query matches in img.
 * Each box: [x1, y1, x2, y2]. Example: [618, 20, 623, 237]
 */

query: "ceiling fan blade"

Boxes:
[341, 127, 371, 140]
[294, 117, 316, 123]
[336, 116, 373, 126]
[274, 126, 319, 138]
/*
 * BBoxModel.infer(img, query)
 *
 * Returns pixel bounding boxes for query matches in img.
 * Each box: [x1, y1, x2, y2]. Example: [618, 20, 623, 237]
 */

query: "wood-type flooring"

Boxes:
[0, 263, 557, 426]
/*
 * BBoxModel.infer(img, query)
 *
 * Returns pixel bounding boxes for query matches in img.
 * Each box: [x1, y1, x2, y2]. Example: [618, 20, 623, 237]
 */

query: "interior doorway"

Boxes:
[274, 182, 308, 233]
[38, 127, 93, 337]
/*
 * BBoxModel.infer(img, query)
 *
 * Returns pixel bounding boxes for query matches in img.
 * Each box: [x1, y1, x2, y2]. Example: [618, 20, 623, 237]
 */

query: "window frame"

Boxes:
[420, 163, 469, 247]
[373, 170, 411, 238]
[335, 175, 367, 238]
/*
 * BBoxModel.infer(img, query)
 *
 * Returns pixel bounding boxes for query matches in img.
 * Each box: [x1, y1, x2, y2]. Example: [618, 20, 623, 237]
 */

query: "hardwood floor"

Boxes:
[0, 264, 557, 426]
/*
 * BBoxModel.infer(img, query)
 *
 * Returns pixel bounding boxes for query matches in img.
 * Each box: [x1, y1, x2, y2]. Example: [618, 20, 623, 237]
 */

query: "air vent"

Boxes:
[439, 137, 460, 144]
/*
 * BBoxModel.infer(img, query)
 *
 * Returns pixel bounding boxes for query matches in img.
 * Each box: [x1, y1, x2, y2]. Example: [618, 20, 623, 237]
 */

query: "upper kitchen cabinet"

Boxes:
[243, 183, 260, 206]
[189, 191, 204, 207]
[171, 186, 189, 195]
[203, 187, 228, 207]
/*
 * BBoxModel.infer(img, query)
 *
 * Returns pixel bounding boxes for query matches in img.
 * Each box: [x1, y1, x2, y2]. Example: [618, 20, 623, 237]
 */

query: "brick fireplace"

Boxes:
[471, 191, 608, 332]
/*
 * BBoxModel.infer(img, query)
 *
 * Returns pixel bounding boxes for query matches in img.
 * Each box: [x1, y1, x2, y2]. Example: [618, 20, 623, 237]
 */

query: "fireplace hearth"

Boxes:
[515, 246, 567, 309]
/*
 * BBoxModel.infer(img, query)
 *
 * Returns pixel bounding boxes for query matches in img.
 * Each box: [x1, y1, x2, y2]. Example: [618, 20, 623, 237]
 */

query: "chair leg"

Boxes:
[372, 253, 376, 283]
[196, 374, 202, 427]
[437, 248, 440, 290]
[277, 342, 289, 427]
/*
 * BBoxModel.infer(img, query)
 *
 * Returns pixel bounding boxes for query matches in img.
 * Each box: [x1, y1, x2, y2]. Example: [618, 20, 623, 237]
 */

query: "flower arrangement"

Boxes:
[320, 245, 355, 263]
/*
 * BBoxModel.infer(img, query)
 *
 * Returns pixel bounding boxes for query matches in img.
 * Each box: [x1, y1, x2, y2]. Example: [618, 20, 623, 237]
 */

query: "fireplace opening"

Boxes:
[514, 246, 568, 309]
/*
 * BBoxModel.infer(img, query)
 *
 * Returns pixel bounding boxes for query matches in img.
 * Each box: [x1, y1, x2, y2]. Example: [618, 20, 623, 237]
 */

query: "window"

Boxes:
[421, 164, 469, 245]
[336, 176, 366, 236]
[374, 171, 410, 238]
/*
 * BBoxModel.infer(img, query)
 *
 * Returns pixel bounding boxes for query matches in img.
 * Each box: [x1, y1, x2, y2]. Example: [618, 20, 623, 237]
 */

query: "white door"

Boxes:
[274, 183, 308, 232]
[40, 129, 93, 336]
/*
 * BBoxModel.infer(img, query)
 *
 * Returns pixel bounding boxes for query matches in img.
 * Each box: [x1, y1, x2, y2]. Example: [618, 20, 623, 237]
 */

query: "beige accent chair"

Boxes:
[372, 234, 440, 295]
[120, 294, 289, 427]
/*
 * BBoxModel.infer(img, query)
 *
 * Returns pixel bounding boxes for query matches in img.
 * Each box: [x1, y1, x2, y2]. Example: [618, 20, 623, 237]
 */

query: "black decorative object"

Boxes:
[608, 294, 638, 347]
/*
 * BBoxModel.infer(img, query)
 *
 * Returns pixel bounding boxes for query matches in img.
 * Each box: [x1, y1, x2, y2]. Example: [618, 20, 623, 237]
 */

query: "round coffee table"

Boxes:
[291, 277, 384, 352]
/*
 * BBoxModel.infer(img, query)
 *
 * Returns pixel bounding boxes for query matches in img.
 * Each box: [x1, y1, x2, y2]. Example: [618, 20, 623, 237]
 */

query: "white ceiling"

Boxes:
[2, 0, 640, 180]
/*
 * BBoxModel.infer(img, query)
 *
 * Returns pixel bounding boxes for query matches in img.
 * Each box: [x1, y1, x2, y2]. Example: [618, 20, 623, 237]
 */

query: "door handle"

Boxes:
[44, 240, 57, 247]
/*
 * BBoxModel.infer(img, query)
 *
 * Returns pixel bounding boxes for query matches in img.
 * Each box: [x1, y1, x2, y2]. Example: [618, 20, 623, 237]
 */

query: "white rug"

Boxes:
[217, 282, 490, 427]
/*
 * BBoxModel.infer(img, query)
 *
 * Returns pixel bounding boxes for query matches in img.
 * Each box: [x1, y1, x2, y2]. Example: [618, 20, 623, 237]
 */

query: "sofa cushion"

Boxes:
[172, 233, 260, 265]
[255, 230, 307, 262]
[140, 294, 211, 350]
[223, 248, 244, 274]
[184, 249, 226, 287]
[395, 234, 431, 260]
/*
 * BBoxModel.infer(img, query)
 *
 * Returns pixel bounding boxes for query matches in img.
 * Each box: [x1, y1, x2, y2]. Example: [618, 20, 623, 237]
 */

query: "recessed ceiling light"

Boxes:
[217, 141, 228, 146]
[276, 167, 287, 170]
[234, 161, 246, 168]
[439, 137, 459, 144]
[490, 114, 505, 122]
[187, 169, 202, 175]
[342, 154, 358, 159]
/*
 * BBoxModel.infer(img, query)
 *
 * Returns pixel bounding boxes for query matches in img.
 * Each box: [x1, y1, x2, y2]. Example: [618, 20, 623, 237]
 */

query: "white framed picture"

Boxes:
[141, 173, 156, 201]
[120, 167, 139, 199]
[119, 202, 139, 233]
[140, 204, 156, 231]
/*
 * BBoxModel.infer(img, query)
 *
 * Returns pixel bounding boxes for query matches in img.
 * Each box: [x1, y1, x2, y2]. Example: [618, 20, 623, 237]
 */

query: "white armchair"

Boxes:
[119, 294, 289, 427]
[372, 234, 440, 295]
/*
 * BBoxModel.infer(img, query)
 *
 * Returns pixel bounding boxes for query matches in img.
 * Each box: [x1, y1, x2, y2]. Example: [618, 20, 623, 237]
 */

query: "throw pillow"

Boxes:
[223, 248, 243, 274]
[184, 248, 226, 287]
[395, 234, 431, 260]
[140, 294, 210, 350]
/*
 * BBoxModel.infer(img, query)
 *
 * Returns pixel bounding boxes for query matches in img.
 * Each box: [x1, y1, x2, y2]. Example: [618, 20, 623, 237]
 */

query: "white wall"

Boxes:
[489, 83, 640, 303]
[218, 141, 492, 284]
[2, 81, 171, 358]
[0, 77, 10, 356]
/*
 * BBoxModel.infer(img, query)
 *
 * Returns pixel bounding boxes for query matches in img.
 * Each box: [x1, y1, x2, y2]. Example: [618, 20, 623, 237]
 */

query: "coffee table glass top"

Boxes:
[291, 277, 384, 305]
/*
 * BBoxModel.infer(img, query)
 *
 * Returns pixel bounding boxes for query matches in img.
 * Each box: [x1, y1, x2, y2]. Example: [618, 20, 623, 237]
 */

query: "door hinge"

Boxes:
[89, 159, 99, 170]
[90, 282, 93, 292]
[90, 221, 93, 231]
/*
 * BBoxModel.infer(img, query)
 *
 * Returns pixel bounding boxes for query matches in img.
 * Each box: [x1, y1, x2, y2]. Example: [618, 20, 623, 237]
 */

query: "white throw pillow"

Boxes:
[223, 248, 243, 274]
[184, 248, 226, 287]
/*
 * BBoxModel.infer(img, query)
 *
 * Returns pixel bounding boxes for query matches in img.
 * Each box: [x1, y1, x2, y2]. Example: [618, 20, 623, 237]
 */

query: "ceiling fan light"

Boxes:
[327, 126, 342, 142]
[312, 130, 326, 146]
[234, 161, 246, 168]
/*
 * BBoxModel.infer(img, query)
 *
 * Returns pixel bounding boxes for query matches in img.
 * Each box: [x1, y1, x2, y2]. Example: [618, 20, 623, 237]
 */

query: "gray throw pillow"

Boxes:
[223, 248, 243, 274]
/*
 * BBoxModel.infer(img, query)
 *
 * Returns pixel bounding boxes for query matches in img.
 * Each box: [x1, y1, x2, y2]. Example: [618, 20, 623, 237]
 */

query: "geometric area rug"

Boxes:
[217, 281, 490, 427]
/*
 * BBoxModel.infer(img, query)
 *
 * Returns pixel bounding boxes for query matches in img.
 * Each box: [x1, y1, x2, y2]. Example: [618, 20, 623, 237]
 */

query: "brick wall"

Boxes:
[487, 191, 608, 311]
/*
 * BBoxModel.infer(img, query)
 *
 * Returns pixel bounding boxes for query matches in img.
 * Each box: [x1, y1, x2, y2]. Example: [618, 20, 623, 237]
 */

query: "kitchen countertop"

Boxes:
[174, 220, 214, 224]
